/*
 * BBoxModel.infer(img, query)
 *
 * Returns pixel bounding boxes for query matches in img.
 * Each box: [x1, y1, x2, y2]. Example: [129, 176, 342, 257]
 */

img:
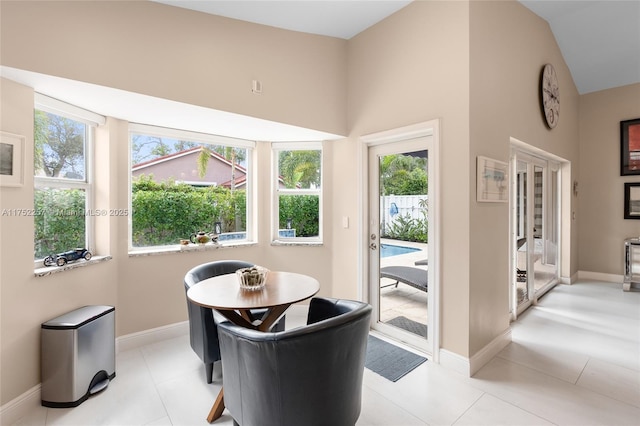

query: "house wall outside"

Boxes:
[0, 1, 343, 405]
[132, 150, 246, 186]
[578, 83, 640, 275]
[468, 1, 580, 356]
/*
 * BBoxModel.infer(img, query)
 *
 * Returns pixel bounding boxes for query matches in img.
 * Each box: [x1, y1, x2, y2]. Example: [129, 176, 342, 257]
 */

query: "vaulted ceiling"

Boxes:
[153, 0, 640, 95]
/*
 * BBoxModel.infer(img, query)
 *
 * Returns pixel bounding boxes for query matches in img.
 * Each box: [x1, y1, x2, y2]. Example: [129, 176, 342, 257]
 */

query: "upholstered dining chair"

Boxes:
[217, 297, 372, 426]
[183, 260, 285, 384]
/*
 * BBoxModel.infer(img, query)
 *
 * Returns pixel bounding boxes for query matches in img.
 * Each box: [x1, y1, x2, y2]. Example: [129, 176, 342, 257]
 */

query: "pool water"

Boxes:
[381, 244, 421, 258]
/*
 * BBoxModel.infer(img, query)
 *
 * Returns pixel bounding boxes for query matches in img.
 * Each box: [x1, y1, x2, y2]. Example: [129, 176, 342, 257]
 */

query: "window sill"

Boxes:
[34, 255, 113, 277]
[271, 240, 323, 247]
[128, 241, 257, 257]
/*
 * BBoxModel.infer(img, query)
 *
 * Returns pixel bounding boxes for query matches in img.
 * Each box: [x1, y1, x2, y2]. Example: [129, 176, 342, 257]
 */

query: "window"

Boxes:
[34, 94, 104, 262]
[129, 124, 254, 250]
[272, 143, 322, 243]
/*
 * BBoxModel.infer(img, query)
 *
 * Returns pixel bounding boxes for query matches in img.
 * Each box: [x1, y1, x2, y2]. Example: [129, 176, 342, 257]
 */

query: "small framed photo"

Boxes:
[477, 156, 508, 202]
[620, 118, 640, 176]
[0, 132, 25, 187]
[624, 182, 640, 219]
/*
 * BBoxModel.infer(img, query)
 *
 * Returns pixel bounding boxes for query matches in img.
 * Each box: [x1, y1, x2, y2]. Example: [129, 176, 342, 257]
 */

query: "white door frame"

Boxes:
[509, 141, 563, 320]
[359, 119, 440, 360]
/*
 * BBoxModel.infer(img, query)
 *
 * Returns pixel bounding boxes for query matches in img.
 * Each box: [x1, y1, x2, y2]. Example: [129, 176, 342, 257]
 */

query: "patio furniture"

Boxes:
[380, 266, 427, 293]
[183, 260, 285, 384]
[217, 297, 372, 426]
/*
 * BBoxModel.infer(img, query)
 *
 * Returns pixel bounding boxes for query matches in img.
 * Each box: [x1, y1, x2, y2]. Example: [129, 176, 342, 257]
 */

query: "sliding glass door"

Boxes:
[511, 151, 559, 316]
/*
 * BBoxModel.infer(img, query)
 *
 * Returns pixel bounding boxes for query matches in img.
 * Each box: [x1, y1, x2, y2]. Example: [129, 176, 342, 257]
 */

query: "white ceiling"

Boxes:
[152, 0, 413, 39]
[519, 0, 640, 94]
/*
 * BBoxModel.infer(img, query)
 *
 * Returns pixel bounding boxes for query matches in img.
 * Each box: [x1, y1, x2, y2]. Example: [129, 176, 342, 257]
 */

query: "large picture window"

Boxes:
[34, 94, 103, 261]
[272, 143, 322, 243]
[129, 124, 254, 250]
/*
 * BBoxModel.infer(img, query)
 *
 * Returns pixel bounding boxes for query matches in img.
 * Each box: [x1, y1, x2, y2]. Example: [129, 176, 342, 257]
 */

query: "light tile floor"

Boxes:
[14, 280, 640, 425]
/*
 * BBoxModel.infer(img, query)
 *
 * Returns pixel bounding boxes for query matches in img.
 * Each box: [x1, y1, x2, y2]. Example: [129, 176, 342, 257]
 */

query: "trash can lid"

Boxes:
[42, 305, 114, 330]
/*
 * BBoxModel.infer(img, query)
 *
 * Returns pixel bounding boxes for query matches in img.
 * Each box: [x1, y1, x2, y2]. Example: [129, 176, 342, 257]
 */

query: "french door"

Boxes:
[511, 150, 560, 317]
[364, 122, 439, 356]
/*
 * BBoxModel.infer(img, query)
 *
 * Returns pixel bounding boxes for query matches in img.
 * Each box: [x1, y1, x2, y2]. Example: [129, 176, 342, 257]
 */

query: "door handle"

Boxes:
[370, 243, 377, 250]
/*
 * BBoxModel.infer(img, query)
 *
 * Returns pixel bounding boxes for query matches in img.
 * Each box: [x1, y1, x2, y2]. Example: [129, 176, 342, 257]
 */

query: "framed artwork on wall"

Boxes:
[477, 156, 508, 202]
[620, 118, 640, 176]
[0, 131, 25, 187]
[624, 182, 640, 219]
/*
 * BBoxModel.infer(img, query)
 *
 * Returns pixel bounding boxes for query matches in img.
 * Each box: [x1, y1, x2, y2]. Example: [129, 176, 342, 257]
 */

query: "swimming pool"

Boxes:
[380, 244, 421, 258]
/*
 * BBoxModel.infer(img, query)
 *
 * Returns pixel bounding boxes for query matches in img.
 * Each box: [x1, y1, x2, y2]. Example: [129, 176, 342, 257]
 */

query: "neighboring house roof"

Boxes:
[132, 147, 247, 188]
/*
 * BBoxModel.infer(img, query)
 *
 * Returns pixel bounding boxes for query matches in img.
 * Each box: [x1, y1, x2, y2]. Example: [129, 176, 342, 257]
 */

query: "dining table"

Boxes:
[186, 270, 320, 423]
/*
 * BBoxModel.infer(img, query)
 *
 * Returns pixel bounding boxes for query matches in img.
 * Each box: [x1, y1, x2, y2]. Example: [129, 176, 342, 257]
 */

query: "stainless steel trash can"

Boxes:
[41, 305, 116, 408]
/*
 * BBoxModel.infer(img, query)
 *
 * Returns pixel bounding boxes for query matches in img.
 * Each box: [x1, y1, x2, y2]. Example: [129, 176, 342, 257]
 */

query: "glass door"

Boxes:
[512, 151, 559, 317]
[368, 136, 434, 354]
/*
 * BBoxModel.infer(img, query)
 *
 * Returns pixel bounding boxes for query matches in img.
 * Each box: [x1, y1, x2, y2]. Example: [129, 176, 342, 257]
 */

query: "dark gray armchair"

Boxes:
[217, 297, 372, 426]
[183, 260, 285, 383]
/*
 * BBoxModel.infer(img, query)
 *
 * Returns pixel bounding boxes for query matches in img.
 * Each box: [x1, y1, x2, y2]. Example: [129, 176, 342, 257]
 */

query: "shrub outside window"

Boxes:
[272, 143, 322, 243]
[129, 124, 254, 250]
[34, 94, 103, 261]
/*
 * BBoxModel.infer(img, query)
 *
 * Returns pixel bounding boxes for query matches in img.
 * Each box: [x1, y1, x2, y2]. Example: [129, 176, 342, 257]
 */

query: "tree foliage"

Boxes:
[34, 111, 85, 177]
[279, 150, 321, 189]
[380, 154, 427, 196]
[34, 189, 86, 259]
[131, 136, 199, 165]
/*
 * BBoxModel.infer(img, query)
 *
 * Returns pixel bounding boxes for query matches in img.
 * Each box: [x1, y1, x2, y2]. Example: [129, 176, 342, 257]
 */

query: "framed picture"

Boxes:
[624, 182, 640, 219]
[620, 118, 640, 176]
[0, 132, 24, 187]
[477, 156, 508, 202]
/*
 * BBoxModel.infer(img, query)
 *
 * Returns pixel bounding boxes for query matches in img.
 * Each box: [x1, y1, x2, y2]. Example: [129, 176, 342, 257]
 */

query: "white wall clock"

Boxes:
[541, 63, 560, 129]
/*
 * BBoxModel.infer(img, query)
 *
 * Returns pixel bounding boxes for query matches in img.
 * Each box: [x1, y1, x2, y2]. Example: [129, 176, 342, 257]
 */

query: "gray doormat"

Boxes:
[386, 316, 428, 338]
[365, 335, 427, 382]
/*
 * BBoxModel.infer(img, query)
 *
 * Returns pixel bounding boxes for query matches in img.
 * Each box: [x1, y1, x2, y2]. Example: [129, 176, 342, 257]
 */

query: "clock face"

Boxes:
[541, 64, 560, 129]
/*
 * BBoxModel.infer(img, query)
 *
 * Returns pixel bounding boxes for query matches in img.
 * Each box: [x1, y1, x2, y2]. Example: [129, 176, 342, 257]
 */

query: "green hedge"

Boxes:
[34, 189, 86, 259]
[278, 194, 319, 237]
[34, 177, 321, 257]
[132, 177, 246, 246]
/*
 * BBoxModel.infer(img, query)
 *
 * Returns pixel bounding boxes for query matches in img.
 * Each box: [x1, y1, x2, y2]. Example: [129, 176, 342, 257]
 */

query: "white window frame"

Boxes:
[271, 142, 323, 245]
[128, 123, 256, 253]
[34, 94, 104, 265]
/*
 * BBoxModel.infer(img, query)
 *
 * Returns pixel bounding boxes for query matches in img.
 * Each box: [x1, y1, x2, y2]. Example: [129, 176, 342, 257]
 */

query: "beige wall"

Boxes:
[345, 0, 472, 356]
[0, 0, 347, 136]
[0, 78, 120, 405]
[579, 83, 640, 274]
[468, 1, 580, 355]
[0, 0, 627, 408]
[0, 0, 343, 405]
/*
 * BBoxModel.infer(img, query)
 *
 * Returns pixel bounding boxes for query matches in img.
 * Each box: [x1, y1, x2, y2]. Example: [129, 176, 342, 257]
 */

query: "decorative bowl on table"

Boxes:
[236, 266, 269, 291]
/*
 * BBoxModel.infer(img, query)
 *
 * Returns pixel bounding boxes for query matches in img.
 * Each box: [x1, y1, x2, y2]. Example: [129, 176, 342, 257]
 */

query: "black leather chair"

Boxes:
[183, 260, 285, 383]
[217, 297, 372, 426]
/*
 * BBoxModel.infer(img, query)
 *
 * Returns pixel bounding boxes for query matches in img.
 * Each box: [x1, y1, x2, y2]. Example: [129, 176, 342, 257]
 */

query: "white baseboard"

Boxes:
[0, 384, 41, 426]
[439, 327, 512, 377]
[1, 321, 190, 424]
[469, 328, 511, 375]
[560, 272, 578, 284]
[116, 321, 189, 353]
[439, 348, 471, 376]
[578, 270, 623, 284]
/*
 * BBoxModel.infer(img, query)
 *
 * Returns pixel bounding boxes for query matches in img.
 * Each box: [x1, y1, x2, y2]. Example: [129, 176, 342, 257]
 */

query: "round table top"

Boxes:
[187, 271, 320, 310]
